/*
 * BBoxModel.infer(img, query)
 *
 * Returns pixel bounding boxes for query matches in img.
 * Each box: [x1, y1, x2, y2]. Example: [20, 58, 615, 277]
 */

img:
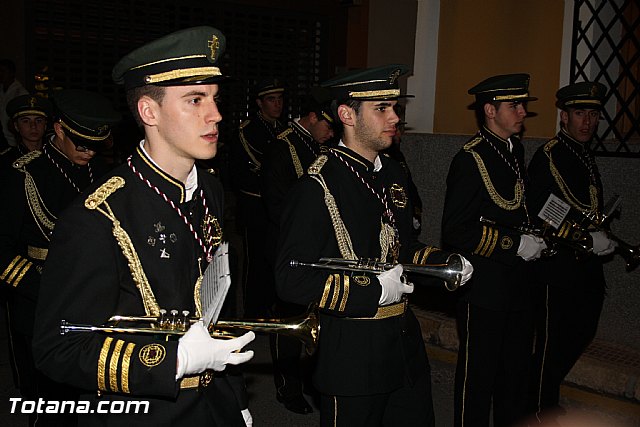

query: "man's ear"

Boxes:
[559, 110, 569, 127]
[138, 95, 159, 126]
[53, 121, 65, 139]
[337, 105, 354, 126]
[483, 103, 496, 120]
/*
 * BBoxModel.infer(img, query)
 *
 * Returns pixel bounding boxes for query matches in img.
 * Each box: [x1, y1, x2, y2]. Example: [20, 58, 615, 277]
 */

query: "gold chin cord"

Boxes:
[59, 305, 320, 356]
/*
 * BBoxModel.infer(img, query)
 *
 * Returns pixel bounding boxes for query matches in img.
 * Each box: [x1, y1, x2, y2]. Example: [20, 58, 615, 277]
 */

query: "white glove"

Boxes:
[378, 264, 413, 305]
[517, 234, 547, 261]
[176, 321, 255, 379]
[241, 408, 253, 427]
[590, 231, 617, 256]
[458, 255, 474, 286]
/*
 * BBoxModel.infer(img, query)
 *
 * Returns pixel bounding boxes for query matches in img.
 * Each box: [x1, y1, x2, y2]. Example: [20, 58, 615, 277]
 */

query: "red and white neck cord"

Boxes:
[44, 144, 93, 193]
[329, 149, 396, 227]
[127, 156, 215, 261]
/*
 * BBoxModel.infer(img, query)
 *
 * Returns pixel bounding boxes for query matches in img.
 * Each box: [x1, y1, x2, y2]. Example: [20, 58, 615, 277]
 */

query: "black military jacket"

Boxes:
[0, 144, 30, 171]
[0, 141, 104, 334]
[442, 127, 534, 311]
[263, 119, 322, 230]
[276, 145, 448, 396]
[230, 111, 285, 197]
[528, 128, 606, 291]
[33, 146, 244, 426]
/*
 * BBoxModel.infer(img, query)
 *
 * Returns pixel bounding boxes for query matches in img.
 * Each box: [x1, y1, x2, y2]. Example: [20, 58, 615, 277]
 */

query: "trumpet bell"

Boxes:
[214, 308, 320, 355]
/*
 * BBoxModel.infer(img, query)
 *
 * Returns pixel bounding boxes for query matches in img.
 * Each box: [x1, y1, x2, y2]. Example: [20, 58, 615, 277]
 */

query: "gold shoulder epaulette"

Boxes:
[308, 155, 328, 175]
[239, 119, 251, 130]
[463, 136, 483, 151]
[85, 176, 125, 210]
[543, 138, 559, 153]
[277, 128, 293, 140]
[12, 150, 42, 169]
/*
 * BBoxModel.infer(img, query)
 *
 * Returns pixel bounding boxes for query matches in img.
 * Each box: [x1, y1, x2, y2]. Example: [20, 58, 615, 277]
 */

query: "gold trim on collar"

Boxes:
[144, 66, 221, 84]
[137, 147, 186, 203]
[330, 148, 369, 169]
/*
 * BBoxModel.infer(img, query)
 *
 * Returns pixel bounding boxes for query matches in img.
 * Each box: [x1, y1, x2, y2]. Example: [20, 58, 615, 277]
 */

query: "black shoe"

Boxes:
[276, 392, 313, 415]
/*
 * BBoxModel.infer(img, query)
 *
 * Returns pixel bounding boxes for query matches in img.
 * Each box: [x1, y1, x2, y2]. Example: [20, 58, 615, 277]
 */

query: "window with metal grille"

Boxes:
[27, 0, 328, 161]
[571, 0, 640, 157]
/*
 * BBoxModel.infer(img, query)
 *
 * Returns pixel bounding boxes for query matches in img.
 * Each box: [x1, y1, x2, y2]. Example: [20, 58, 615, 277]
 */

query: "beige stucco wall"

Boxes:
[434, 0, 565, 138]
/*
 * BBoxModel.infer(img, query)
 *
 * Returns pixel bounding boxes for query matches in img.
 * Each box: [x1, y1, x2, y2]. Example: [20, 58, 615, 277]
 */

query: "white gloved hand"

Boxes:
[458, 255, 474, 286]
[590, 231, 617, 256]
[378, 264, 413, 305]
[517, 234, 547, 261]
[176, 321, 255, 379]
[241, 408, 253, 427]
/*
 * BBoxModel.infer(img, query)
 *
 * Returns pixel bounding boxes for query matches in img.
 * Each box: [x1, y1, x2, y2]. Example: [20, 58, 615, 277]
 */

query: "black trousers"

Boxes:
[269, 300, 313, 398]
[528, 284, 603, 418]
[454, 302, 534, 427]
[319, 366, 434, 427]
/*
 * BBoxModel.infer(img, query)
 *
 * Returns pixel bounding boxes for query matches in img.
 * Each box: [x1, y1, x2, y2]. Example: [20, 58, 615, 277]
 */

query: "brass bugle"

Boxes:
[290, 253, 465, 291]
[60, 306, 320, 355]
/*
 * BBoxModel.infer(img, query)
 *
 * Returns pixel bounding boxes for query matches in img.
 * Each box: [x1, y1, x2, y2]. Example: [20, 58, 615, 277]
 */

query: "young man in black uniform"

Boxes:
[276, 64, 473, 427]
[33, 27, 255, 427]
[0, 89, 119, 426]
[262, 88, 334, 414]
[0, 94, 52, 168]
[527, 82, 616, 422]
[441, 74, 547, 427]
[230, 79, 286, 318]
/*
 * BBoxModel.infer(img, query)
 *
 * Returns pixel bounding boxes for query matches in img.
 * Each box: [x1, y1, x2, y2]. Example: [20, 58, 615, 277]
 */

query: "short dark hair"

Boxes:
[126, 84, 165, 127]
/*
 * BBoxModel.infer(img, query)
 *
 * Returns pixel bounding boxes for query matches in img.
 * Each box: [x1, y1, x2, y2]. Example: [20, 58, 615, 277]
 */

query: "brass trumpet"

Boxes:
[60, 305, 320, 355]
[290, 253, 465, 291]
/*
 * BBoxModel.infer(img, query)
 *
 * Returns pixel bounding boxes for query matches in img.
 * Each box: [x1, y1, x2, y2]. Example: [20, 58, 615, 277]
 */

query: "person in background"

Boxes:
[527, 81, 616, 423]
[262, 87, 334, 414]
[0, 94, 52, 169]
[230, 78, 286, 318]
[276, 64, 472, 426]
[32, 26, 255, 426]
[0, 59, 29, 148]
[0, 88, 120, 426]
[441, 73, 546, 427]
